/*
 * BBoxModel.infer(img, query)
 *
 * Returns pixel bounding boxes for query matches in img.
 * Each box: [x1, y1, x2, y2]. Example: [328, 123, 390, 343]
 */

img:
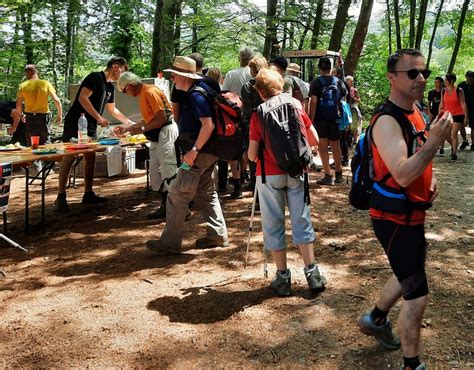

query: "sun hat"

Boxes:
[163, 56, 203, 79]
[287, 63, 301, 74]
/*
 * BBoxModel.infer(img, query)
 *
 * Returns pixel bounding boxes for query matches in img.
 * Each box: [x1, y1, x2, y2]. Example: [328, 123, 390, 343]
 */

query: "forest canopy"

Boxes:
[0, 0, 472, 113]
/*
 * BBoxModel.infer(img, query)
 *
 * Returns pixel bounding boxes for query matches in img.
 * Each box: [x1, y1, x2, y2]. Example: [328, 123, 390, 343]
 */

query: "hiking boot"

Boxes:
[148, 192, 168, 220]
[317, 174, 334, 186]
[229, 178, 243, 199]
[54, 194, 69, 213]
[304, 264, 327, 290]
[357, 312, 401, 351]
[82, 191, 108, 205]
[400, 362, 426, 370]
[451, 153, 457, 161]
[146, 239, 181, 255]
[459, 140, 469, 150]
[195, 236, 229, 248]
[335, 171, 344, 184]
[439, 148, 445, 156]
[270, 270, 292, 297]
[341, 158, 350, 167]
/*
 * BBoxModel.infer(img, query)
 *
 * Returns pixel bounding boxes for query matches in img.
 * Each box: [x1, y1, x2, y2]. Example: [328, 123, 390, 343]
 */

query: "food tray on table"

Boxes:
[32, 148, 58, 155]
[0, 144, 24, 151]
[98, 138, 120, 145]
[65, 143, 96, 150]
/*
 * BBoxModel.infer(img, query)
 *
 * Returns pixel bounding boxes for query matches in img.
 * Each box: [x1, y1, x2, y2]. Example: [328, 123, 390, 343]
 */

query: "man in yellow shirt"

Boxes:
[116, 72, 179, 220]
[16, 64, 62, 145]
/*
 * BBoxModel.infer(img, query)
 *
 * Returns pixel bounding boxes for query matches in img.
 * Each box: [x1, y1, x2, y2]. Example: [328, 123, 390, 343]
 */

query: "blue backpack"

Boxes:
[318, 76, 342, 120]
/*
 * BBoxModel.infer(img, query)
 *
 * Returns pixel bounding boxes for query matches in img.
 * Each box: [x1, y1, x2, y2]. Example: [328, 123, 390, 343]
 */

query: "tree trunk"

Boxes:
[415, 0, 428, 50]
[409, 0, 416, 48]
[328, 0, 352, 52]
[151, 0, 164, 77]
[345, 0, 375, 76]
[426, 0, 444, 70]
[386, 0, 392, 55]
[448, 0, 470, 74]
[20, 4, 34, 64]
[263, 0, 278, 59]
[393, 0, 402, 49]
[160, 0, 178, 70]
[310, 0, 325, 49]
[110, 0, 136, 62]
[65, 0, 79, 92]
[191, 2, 198, 53]
[6, 10, 21, 78]
[287, 0, 295, 49]
[51, 0, 59, 87]
[173, 2, 182, 57]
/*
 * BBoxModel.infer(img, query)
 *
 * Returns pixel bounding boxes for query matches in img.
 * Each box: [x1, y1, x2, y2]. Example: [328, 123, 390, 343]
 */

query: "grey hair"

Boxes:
[239, 47, 255, 65]
[346, 75, 354, 82]
[117, 71, 142, 91]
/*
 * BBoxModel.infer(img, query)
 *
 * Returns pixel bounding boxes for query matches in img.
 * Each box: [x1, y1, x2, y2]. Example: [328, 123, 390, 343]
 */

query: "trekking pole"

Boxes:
[244, 185, 258, 268]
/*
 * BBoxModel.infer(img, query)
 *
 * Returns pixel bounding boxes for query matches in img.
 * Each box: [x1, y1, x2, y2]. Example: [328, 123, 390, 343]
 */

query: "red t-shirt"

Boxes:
[249, 98, 313, 176]
[370, 105, 432, 225]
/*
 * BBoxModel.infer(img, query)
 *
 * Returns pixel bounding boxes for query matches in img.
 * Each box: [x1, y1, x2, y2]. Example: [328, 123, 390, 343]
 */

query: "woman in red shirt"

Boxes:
[439, 74, 469, 160]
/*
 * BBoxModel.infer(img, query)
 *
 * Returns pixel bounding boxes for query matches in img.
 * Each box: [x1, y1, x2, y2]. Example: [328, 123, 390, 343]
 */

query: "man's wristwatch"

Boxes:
[192, 145, 200, 153]
[140, 124, 146, 132]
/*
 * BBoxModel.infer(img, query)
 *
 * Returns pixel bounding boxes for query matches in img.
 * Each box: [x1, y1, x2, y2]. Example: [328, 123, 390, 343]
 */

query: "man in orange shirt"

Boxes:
[357, 49, 452, 370]
[116, 72, 178, 220]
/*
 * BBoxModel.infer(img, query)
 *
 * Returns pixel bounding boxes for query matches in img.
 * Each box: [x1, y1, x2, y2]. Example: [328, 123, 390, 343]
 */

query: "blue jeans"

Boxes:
[257, 174, 315, 251]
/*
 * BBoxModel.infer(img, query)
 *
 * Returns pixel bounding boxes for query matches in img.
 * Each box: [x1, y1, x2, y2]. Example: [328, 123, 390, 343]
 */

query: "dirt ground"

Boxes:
[0, 146, 473, 368]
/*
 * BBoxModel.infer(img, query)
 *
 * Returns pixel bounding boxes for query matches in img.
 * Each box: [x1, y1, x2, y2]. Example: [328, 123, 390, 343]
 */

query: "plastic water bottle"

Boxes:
[78, 113, 88, 144]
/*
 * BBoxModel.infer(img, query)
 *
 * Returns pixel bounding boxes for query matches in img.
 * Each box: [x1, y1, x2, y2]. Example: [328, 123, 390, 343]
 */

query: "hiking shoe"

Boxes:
[147, 205, 166, 220]
[304, 264, 327, 290]
[82, 191, 108, 205]
[400, 362, 426, 370]
[341, 158, 350, 167]
[335, 171, 344, 184]
[459, 140, 469, 150]
[146, 239, 181, 255]
[54, 195, 69, 213]
[195, 236, 229, 248]
[451, 153, 457, 161]
[229, 179, 243, 199]
[357, 312, 401, 351]
[439, 148, 445, 156]
[317, 175, 334, 186]
[270, 270, 292, 297]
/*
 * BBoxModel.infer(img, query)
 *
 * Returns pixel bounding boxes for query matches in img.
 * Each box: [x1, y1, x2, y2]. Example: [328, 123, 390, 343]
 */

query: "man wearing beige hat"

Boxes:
[287, 62, 310, 113]
[146, 56, 228, 255]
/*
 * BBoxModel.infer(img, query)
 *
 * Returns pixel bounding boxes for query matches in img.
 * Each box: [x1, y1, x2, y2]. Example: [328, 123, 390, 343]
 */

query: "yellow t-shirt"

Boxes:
[138, 84, 172, 124]
[17, 79, 56, 113]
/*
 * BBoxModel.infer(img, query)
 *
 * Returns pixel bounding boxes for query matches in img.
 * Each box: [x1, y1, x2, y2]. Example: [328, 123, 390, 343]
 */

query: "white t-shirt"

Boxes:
[222, 66, 252, 97]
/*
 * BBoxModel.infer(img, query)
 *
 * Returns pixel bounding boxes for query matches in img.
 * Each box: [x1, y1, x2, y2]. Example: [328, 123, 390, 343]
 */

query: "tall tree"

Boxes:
[415, 0, 428, 50]
[263, 0, 278, 59]
[50, 0, 59, 87]
[345, 0, 375, 76]
[448, 0, 470, 74]
[65, 0, 80, 92]
[393, 0, 402, 49]
[151, 0, 164, 76]
[386, 0, 392, 55]
[310, 0, 325, 49]
[328, 0, 352, 51]
[20, 3, 34, 64]
[110, 0, 137, 62]
[426, 0, 444, 70]
[408, 0, 416, 48]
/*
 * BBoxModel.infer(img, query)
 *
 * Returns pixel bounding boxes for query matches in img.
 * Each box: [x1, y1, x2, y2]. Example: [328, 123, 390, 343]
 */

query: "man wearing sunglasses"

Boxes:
[357, 49, 452, 370]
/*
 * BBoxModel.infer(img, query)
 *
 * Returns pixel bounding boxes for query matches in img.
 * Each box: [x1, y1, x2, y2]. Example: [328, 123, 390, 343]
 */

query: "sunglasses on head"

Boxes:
[122, 84, 128, 93]
[394, 69, 431, 80]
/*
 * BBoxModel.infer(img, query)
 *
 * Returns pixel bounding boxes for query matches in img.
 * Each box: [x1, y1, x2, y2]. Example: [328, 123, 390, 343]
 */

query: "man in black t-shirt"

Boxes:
[309, 57, 347, 186]
[0, 101, 27, 146]
[427, 76, 443, 122]
[55, 57, 133, 213]
[459, 70, 474, 150]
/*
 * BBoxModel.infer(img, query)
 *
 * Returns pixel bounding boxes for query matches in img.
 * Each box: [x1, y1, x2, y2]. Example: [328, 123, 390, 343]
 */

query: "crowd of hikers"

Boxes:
[1, 47, 473, 370]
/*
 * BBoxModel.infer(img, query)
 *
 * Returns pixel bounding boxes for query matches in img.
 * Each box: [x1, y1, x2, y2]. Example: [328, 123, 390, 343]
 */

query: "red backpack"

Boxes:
[191, 86, 244, 161]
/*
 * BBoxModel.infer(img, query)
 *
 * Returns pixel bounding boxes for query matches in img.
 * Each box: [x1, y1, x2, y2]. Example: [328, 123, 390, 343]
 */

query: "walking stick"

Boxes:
[244, 186, 268, 278]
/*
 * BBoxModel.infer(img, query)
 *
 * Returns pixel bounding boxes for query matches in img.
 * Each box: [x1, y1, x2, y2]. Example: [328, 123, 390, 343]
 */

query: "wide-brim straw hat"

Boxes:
[164, 56, 203, 79]
[287, 63, 301, 74]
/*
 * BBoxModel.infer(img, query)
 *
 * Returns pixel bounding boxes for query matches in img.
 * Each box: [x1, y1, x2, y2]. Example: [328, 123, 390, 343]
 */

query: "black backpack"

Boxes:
[349, 101, 431, 213]
[257, 94, 312, 203]
[317, 76, 342, 120]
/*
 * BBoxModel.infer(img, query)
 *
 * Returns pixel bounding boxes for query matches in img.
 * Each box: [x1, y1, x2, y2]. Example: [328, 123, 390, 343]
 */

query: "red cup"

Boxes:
[31, 136, 40, 149]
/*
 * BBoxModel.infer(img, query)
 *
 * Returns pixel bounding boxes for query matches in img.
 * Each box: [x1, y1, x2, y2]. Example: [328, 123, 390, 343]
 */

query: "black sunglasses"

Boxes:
[394, 69, 431, 80]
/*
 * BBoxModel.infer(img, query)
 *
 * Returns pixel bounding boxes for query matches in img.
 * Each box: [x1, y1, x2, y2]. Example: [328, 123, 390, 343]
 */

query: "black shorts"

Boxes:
[314, 120, 340, 141]
[469, 115, 474, 129]
[372, 219, 428, 300]
[452, 115, 465, 124]
[25, 112, 50, 145]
